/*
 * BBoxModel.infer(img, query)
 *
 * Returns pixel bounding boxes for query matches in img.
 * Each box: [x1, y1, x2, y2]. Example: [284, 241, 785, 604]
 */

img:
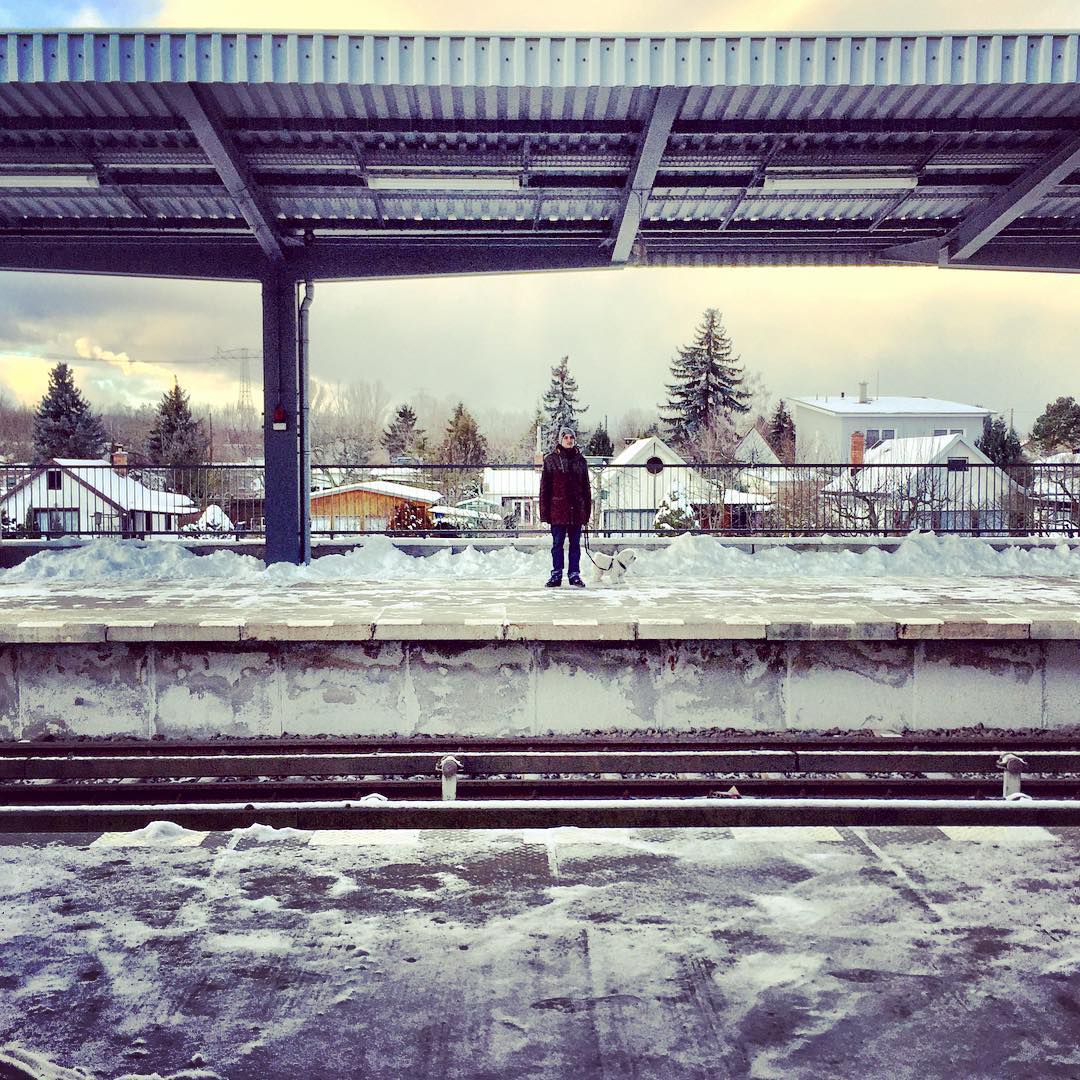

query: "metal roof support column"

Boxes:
[262, 273, 304, 565]
[608, 86, 686, 264]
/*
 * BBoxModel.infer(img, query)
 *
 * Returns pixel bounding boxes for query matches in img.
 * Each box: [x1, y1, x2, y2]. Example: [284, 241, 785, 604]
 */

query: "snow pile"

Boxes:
[1, 540, 265, 585]
[3, 533, 1080, 586]
[181, 504, 234, 534]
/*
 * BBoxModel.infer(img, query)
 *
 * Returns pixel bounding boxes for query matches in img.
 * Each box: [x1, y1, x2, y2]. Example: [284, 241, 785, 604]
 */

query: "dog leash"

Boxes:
[581, 525, 604, 570]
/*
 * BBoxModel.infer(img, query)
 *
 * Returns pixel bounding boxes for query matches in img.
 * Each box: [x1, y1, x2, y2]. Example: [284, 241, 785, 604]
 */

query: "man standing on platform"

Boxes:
[540, 426, 592, 588]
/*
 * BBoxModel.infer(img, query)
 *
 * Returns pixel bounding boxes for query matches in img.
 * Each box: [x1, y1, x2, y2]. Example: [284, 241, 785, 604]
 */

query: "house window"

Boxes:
[645, 456, 664, 475]
[933, 429, 947, 437]
[34, 509, 78, 534]
[46, 469, 62, 491]
[950, 428, 963, 436]
[865, 429, 881, 449]
[881, 429, 895, 442]
[164, 514, 173, 531]
[947, 457, 969, 472]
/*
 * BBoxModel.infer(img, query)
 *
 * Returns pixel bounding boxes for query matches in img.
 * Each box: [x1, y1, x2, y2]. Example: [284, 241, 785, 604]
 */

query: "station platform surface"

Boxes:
[2, 575, 1080, 642]
[2, 823, 1078, 1079]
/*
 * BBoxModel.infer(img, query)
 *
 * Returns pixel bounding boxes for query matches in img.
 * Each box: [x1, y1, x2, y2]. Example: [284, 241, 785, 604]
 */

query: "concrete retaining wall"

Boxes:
[2, 638, 1077, 739]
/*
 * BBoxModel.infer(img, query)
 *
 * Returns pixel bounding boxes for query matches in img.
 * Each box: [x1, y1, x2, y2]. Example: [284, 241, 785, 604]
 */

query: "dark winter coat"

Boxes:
[540, 446, 592, 527]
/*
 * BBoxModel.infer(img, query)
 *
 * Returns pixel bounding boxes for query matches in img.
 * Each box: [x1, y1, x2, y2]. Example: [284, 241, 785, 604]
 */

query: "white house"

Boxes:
[790, 387, 990, 463]
[481, 467, 541, 527]
[1028, 452, 1080, 533]
[733, 426, 781, 466]
[822, 434, 1025, 533]
[599, 436, 768, 533]
[0, 458, 196, 536]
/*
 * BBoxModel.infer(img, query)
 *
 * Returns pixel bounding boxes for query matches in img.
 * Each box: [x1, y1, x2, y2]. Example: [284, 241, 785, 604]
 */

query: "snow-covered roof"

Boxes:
[310, 480, 441, 504]
[483, 468, 540, 498]
[610, 436, 686, 468]
[863, 433, 991, 466]
[733, 427, 781, 465]
[46, 460, 196, 513]
[790, 396, 989, 417]
[431, 505, 503, 523]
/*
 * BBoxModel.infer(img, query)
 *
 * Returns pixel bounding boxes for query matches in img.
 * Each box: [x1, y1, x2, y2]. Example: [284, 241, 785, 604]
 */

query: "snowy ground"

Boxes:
[5, 533, 1080, 587]
[2, 823, 1079, 1079]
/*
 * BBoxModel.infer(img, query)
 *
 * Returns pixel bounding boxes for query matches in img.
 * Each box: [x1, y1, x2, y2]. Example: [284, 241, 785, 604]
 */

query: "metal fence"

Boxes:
[2, 460, 1078, 540]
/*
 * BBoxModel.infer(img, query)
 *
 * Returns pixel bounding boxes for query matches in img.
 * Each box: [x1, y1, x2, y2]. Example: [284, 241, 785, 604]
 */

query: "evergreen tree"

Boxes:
[975, 415, 1023, 467]
[661, 309, 750, 446]
[541, 355, 588, 448]
[1031, 396, 1080, 454]
[439, 402, 489, 464]
[146, 378, 210, 466]
[586, 424, 614, 458]
[32, 362, 108, 463]
[381, 403, 424, 461]
[768, 399, 796, 462]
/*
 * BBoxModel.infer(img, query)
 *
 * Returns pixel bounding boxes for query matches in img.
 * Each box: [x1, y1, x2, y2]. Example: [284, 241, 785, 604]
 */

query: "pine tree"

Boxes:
[661, 309, 750, 446]
[586, 424, 614, 458]
[975, 415, 1023, 466]
[439, 402, 489, 464]
[541, 355, 588, 448]
[146, 378, 210, 466]
[1031, 396, 1080, 454]
[31, 362, 108, 463]
[768, 399, 796, 462]
[381, 403, 424, 461]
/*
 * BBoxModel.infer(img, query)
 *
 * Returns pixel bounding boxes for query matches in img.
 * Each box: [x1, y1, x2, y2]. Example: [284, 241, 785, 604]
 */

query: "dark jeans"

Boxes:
[550, 524, 582, 576]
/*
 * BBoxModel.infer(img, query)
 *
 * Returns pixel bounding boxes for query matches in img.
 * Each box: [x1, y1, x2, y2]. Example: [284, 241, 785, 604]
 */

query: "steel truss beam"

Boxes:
[946, 131, 1080, 261]
[161, 84, 285, 264]
[608, 87, 686, 263]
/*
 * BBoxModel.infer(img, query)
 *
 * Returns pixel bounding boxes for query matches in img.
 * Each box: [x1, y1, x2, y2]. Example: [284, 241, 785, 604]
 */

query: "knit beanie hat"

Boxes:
[558, 426, 575, 440]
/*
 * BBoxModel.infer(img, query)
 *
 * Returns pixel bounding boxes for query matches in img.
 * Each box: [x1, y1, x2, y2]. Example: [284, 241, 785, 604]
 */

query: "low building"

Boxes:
[1028, 452, 1080, 533]
[309, 479, 441, 533]
[790, 386, 990, 463]
[0, 457, 196, 537]
[823, 433, 1027, 533]
[482, 467, 541, 527]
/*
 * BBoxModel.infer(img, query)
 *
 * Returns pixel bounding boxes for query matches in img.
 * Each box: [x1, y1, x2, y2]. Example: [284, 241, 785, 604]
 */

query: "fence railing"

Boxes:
[1, 460, 1078, 540]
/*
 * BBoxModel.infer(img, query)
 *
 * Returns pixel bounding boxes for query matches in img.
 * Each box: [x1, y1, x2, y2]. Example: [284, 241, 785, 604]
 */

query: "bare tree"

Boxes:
[309, 379, 391, 484]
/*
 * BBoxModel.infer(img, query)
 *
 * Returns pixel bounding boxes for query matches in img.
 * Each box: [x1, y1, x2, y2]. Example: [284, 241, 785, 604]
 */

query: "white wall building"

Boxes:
[790, 388, 990, 463]
[0, 459, 195, 536]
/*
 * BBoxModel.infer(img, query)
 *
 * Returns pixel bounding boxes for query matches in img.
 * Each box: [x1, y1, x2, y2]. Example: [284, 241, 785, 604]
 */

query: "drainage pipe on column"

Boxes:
[298, 280, 315, 565]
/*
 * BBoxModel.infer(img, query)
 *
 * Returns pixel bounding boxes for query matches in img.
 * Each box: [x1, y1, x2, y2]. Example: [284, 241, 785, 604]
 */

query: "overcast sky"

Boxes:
[1, 1, 1077, 436]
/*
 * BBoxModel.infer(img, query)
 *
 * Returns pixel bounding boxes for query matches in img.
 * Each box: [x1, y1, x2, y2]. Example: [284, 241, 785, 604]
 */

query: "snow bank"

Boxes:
[4, 533, 1080, 587]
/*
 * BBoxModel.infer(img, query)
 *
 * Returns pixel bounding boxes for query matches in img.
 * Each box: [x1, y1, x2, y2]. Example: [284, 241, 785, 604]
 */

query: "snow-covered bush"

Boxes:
[654, 487, 697, 533]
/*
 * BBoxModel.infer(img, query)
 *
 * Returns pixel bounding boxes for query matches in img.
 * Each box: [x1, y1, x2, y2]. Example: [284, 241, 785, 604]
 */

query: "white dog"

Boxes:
[590, 547, 638, 585]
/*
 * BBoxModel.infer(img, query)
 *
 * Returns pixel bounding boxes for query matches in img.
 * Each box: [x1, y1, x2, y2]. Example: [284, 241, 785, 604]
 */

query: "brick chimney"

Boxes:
[110, 444, 128, 476]
[850, 430, 865, 466]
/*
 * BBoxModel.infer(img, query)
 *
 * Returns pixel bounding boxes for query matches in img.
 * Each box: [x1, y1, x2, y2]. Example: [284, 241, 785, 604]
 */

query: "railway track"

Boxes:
[2, 735, 1079, 830]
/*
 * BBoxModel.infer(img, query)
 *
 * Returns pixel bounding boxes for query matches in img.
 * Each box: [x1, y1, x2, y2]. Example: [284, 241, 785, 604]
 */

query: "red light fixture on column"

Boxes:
[272, 404, 288, 431]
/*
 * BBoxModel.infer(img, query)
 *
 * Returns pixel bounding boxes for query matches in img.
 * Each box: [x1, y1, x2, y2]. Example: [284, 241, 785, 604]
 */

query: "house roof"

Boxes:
[790, 396, 990, 417]
[863, 433, 992, 465]
[609, 436, 686, 467]
[310, 480, 441, 504]
[0, 459, 197, 514]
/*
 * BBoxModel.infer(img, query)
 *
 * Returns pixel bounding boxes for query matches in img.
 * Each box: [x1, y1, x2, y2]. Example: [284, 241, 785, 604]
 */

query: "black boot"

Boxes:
[545, 571, 563, 588]
[568, 573, 585, 588]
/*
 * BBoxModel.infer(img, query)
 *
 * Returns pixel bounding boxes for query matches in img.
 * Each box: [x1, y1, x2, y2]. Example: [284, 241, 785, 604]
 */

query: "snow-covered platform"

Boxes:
[2, 537, 1080, 737]
[1, 575, 1080, 738]
[2, 823, 1078, 1079]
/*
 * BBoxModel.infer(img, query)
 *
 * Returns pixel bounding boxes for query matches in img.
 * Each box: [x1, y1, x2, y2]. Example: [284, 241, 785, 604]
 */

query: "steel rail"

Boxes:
[6, 777, 1080, 805]
[2, 749, 1079, 782]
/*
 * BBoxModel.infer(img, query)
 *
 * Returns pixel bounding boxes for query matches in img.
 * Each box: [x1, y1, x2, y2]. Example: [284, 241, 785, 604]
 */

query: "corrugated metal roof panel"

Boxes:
[3, 32, 1078, 89]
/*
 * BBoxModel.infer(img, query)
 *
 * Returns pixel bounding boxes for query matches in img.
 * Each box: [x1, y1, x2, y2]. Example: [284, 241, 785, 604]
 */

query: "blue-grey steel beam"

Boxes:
[947, 132, 1080, 262]
[608, 87, 686, 265]
[261, 274, 303, 565]
[162, 84, 285, 266]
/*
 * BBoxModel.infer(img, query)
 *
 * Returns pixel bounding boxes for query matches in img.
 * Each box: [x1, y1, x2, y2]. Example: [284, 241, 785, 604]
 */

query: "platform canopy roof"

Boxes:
[0, 29, 1079, 280]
